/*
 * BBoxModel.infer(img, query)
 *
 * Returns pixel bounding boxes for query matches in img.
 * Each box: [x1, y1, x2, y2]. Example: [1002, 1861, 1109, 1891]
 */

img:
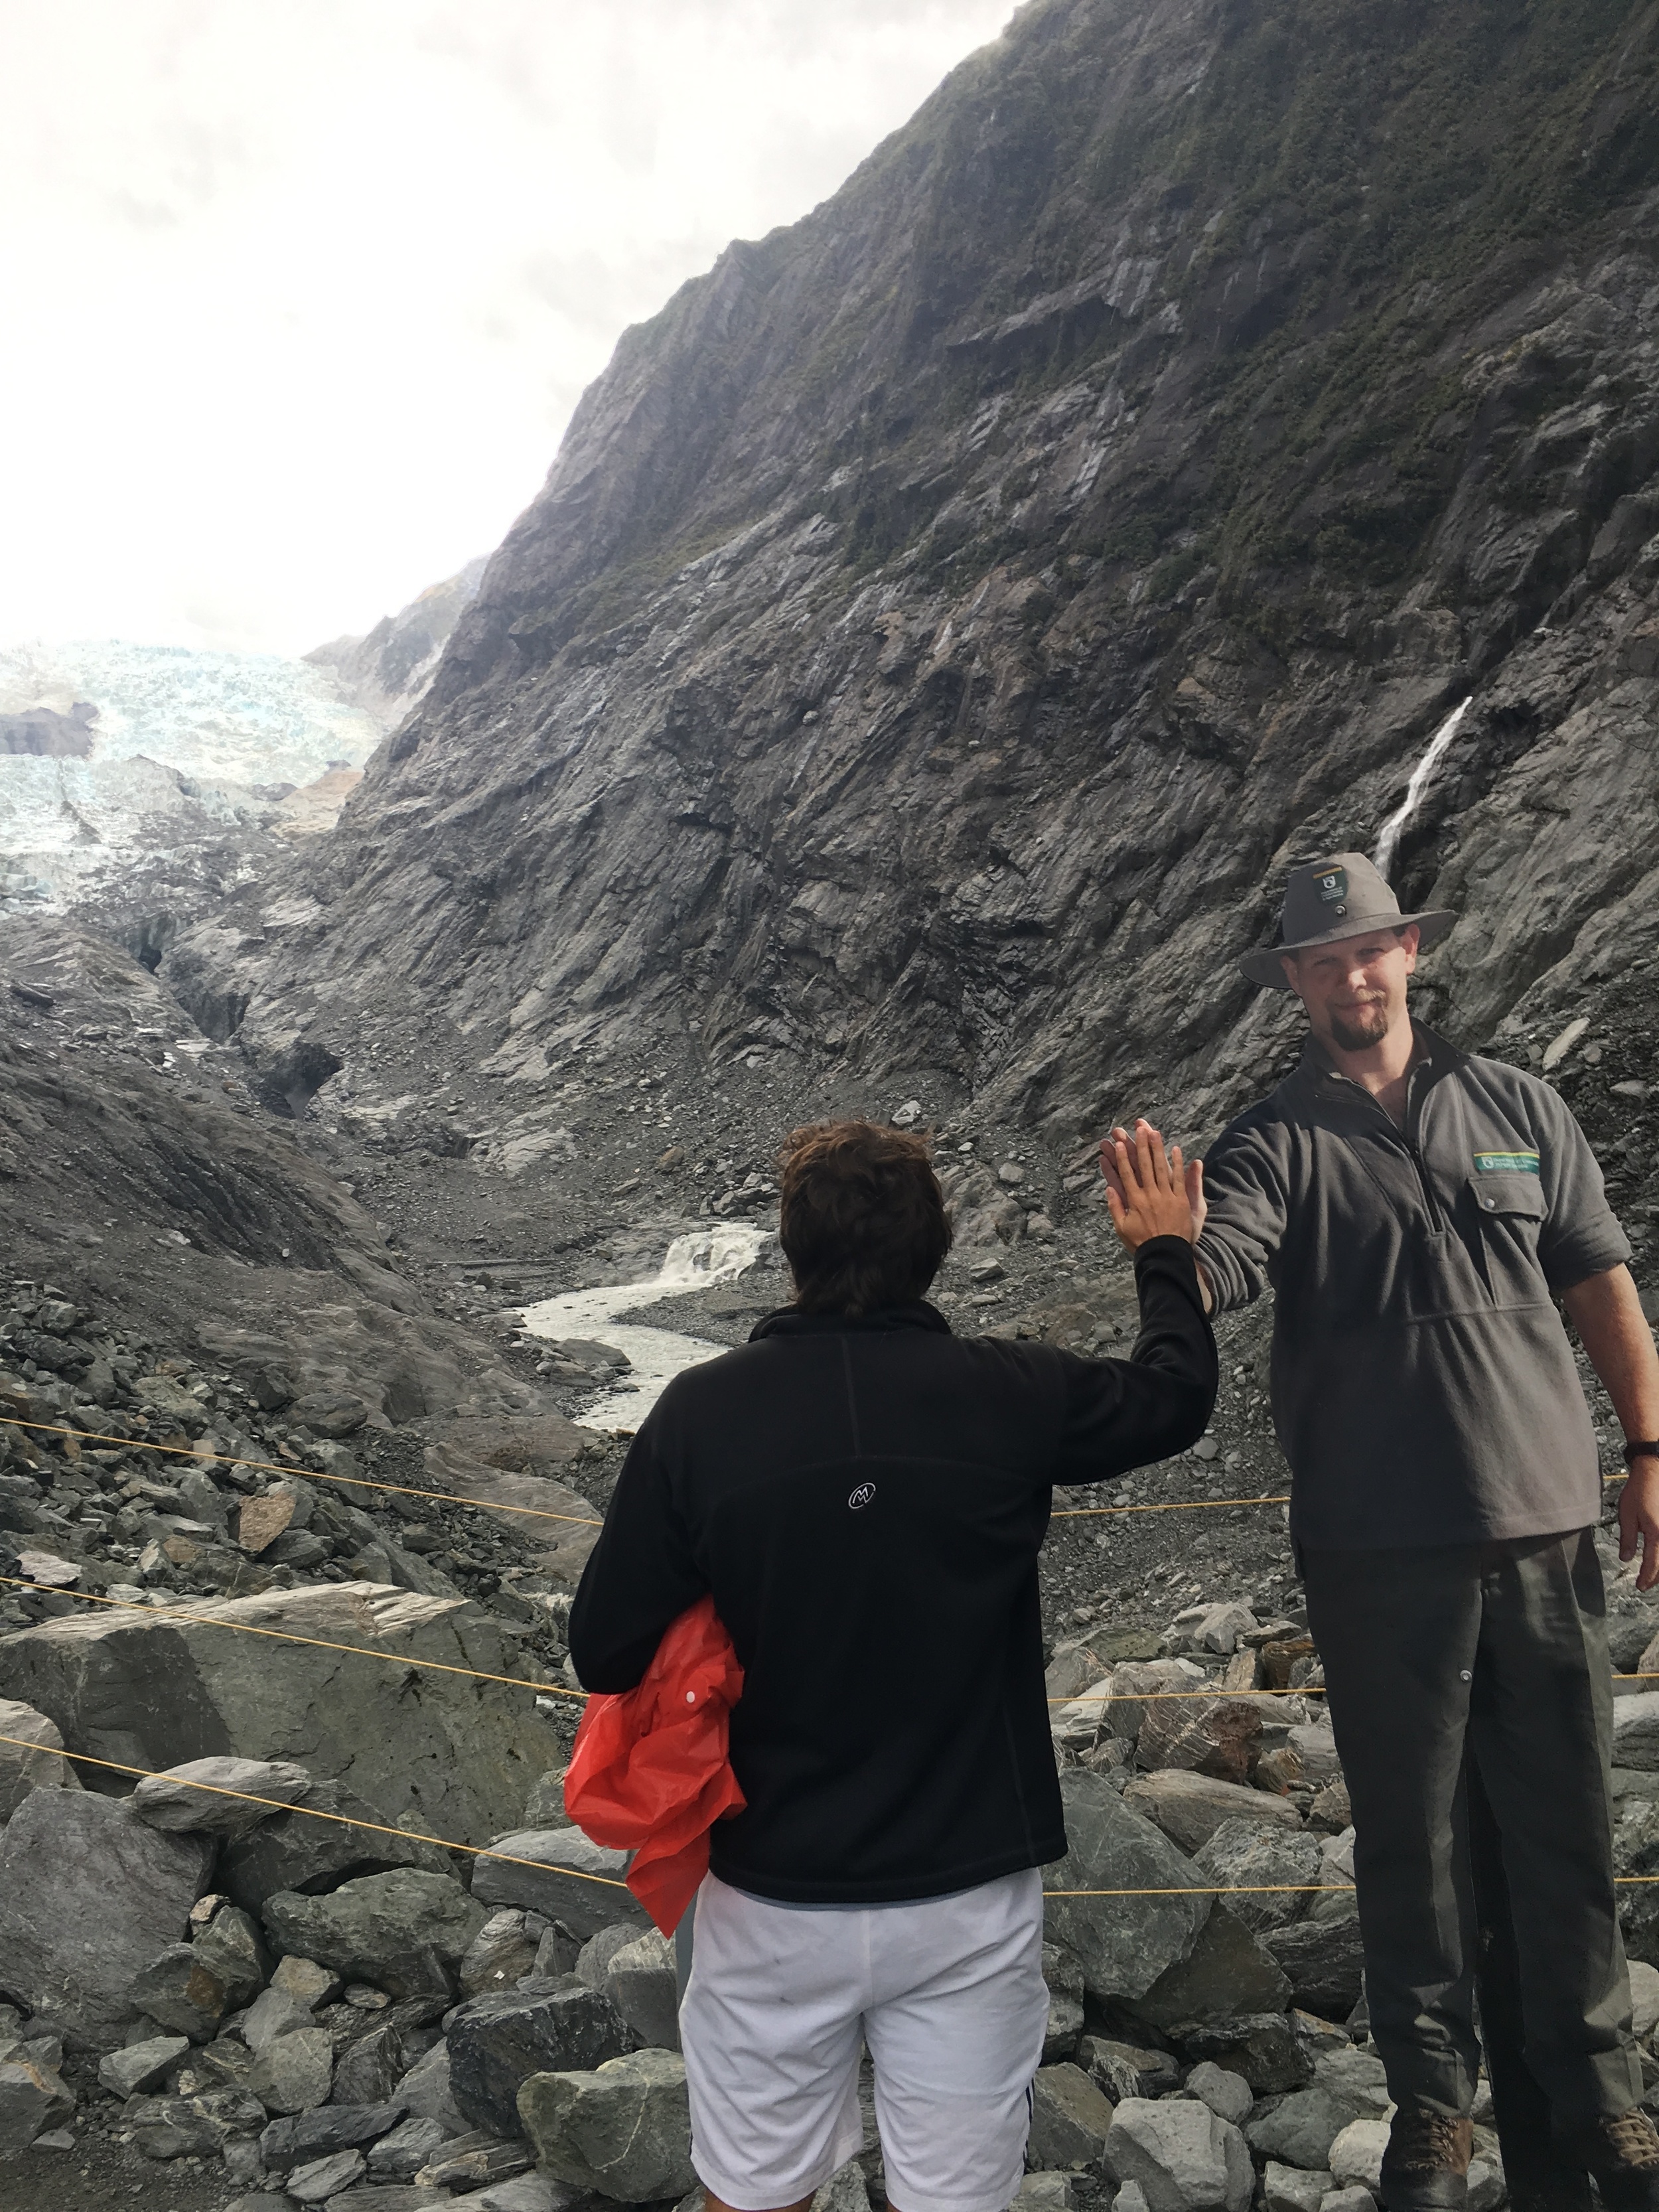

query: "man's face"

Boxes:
[1282, 925, 1419, 1053]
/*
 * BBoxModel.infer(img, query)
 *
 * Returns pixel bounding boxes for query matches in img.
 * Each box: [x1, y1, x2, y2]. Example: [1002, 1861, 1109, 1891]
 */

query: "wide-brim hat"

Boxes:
[1240, 851, 1456, 989]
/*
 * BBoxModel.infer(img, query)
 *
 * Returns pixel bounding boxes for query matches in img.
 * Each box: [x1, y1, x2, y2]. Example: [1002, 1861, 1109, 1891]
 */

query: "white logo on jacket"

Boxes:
[847, 1483, 876, 1511]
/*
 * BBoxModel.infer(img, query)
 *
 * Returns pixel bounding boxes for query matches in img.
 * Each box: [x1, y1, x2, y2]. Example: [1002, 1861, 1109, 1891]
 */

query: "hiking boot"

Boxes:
[1378, 2109, 1475, 2212]
[1567, 2110, 1659, 2212]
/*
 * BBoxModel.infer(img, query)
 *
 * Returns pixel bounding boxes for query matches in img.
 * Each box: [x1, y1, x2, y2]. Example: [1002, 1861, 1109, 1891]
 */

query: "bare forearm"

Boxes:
[1561, 1264, 1659, 1591]
[1561, 1265, 1659, 1439]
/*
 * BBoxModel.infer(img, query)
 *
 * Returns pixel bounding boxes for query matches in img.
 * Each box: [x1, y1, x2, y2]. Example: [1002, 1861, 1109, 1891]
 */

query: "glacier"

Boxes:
[0, 639, 381, 911]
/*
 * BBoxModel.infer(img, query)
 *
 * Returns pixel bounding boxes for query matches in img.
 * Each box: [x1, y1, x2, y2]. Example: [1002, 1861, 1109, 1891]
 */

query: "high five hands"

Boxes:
[1099, 1120, 1207, 1252]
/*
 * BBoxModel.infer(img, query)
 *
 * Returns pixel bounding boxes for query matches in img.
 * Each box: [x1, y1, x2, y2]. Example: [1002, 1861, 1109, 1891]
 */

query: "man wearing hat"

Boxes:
[1110, 852, 1659, 2212]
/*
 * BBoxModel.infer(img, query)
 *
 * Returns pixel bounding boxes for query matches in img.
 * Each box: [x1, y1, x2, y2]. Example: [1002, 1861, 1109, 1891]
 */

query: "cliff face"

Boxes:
[180, 0, 1659, 1137]
[305, 559, 488, 732]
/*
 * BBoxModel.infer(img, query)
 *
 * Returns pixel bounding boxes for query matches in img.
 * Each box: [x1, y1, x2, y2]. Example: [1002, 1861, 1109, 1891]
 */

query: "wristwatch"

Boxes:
[1623, 1441, 1659, 1463]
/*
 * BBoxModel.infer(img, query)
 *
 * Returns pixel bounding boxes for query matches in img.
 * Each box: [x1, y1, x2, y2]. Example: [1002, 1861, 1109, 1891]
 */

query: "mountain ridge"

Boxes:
[161, 0, 1659, 1141]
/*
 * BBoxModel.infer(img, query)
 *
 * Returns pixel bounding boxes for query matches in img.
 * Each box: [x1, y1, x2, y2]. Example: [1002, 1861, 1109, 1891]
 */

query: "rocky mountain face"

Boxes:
[306, 558, 488, 733]
[157, 0, 1659, 1155]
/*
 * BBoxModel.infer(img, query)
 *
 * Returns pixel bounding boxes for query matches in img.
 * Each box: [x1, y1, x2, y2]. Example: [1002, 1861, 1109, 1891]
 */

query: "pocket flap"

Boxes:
[1469, 1170, 1547, 1218]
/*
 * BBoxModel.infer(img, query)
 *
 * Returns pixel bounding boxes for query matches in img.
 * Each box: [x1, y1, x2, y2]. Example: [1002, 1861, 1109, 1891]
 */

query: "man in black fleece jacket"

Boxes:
[570, 1118, 1214, 2212]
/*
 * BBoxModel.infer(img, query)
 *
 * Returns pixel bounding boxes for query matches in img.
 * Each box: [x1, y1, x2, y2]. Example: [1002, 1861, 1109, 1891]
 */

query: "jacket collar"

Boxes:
[749, 1301, 953, 1343]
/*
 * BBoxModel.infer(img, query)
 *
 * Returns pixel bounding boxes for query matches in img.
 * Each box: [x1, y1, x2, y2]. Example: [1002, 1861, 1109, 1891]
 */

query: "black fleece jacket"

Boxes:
[569, 1236, 1215, 1904]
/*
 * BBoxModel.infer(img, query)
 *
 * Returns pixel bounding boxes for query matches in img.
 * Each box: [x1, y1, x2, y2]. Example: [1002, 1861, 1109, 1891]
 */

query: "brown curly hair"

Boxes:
[777, 1120, 952, 1317]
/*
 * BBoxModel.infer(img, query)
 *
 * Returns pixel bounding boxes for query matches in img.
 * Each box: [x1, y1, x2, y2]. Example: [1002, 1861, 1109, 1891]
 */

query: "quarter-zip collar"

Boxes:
[1297, 1017, 1463, 1231]
[1299, 1017, 1465, 1123]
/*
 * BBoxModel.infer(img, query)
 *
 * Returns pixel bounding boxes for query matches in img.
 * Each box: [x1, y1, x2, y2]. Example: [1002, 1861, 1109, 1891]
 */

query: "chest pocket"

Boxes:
[1469, 1170, 1547, 1222]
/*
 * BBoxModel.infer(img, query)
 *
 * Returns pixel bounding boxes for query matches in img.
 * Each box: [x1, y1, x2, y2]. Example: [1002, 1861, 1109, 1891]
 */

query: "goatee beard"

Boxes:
[1329, 1002, 1391, 1052]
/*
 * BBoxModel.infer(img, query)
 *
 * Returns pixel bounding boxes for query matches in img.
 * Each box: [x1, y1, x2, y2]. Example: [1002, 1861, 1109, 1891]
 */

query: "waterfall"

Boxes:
[1372, 697, 1471, 880]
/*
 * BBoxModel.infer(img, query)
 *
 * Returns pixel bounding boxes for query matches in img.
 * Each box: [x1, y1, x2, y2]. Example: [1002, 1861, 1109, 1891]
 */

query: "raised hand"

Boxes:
[1100, 1119, 1206, 1251]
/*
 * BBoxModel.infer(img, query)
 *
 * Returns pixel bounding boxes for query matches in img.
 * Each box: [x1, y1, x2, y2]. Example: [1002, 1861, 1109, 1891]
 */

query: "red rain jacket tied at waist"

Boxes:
[563, 1593, 746, 1935]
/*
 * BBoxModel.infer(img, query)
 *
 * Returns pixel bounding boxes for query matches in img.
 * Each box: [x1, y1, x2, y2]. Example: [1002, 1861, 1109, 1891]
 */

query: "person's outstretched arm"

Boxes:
[1055, 1120, 1218, 1481]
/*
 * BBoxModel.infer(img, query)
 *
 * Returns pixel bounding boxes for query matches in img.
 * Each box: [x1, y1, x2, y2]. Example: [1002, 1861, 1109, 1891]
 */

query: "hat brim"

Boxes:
[1239, 908, 1457, 990]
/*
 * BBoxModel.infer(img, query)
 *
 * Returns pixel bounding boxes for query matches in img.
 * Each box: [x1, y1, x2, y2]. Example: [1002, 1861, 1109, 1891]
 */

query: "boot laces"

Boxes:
[1390, 2112, 1473, 2172]
[1595, 2112, 1659, 2173]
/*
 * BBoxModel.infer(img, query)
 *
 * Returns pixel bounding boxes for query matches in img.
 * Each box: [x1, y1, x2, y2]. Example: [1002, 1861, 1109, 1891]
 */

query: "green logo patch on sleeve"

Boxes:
[1473, 1150, 1541, 1174]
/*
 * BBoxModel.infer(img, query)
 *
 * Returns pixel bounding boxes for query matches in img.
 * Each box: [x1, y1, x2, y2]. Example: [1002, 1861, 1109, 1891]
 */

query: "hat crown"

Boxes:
[1279, 851, 1405, 947]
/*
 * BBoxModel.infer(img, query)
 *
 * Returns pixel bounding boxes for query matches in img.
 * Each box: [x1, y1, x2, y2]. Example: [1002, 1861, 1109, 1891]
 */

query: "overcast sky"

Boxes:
[1, 1, 1012, 658]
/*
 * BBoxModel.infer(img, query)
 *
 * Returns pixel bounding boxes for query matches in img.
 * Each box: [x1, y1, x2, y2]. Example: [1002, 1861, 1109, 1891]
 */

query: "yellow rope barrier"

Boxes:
[7, 1735, 1656, 1903]
[0, 1731, 628, 1889]
[1, 1419, 603, 1527]
[0, 1573, 588, 1702]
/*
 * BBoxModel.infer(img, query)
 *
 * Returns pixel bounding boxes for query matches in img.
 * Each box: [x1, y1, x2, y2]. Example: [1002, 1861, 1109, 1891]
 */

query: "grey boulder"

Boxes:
[129, 1755, 313, 1836]
[1043, 1770, 1211, 2006]
[1193, 1820, 1327, 1934]
[0, 1696, 80, 1821]
[1126, 1903, 1291, 2034]
[472, 1828, 647, 1939]
[260, 2102, 408, 2174]
[246, 2026, 334, 2114]
[0, 1582, 559, 1843]
[1264, 1899, 1368, 2019]
[467, 2179, 579, 2212]
[1181, 2014, 1311, 2094]
[368, 2113, 454, 2178]
[1028, 2062, 1116, 2168]
[98, 2034, 191, 2099]
[1184, 2063, 1254, 2126]
[287, 2147, 367, 2202]
[1323, 2189, 1379, 2212]
[1263, 2160, 1334, 2212]
[321, 2189, 457, 2212]
[125, 2086, 266, 2158]
[415, 2130, 534, 2188]
[1043, 1941, 1086, 2063]
[605, 1927, 682, 2051]
[1614, 1694, 1659, 1770]
[242, 1983, 314, 2051]
[1105, 2096, 1254, 2212]
[331, 2017, 414, 2107]
[0, 1787, 212, 2048]
[220, 1773, 449, 1912]
[459, 1909, 543, 1998]
[196, 1904, 271, 2006]
[1330, 2117, 1392, 2192]
[0, 2059, 74, 2155]
[1247, 2087, 1368, 2170]
[1315, 2048, 1392, 2112]
[1124, 1773, 1305, 1857]
[395, 2037, 467, 2132]
[263, 1868, 488, 1999]
[451, 1975, 632, 2138]
[518, 2047, 697, 2200]
[128, 1941, 233, 2041]
[575, 1922, 641, 1990]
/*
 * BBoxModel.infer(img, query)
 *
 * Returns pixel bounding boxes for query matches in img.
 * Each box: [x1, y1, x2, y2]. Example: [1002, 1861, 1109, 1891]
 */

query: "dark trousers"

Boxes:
[1302, 1530, 1640, 2129]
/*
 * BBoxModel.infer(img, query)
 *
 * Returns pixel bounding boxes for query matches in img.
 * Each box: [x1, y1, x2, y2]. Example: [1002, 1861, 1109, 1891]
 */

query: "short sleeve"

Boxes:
[1534, 1085, 1631, 1290]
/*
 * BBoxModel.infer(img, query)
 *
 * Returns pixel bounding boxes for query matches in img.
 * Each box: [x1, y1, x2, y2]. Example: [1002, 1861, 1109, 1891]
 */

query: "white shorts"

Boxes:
[680, 1867, 1048, 2212]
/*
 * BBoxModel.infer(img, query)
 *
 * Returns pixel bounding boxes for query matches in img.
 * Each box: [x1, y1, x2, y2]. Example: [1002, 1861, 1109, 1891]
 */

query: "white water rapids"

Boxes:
[518, 1222, 776, 1431]
[1372, 696, 1471, 879]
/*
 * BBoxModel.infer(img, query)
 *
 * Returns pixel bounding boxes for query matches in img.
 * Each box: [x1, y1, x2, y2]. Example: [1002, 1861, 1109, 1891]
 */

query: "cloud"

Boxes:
[0, 0, 1012, 655]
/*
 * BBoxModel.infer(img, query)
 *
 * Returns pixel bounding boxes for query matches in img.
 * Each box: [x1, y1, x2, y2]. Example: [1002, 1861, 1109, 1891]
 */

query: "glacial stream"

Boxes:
[517, 1222, 775, 1431]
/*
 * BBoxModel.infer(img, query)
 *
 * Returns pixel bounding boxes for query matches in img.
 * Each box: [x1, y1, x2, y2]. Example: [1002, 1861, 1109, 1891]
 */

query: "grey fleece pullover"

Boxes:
[1197, 1021, 1629, 1549]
